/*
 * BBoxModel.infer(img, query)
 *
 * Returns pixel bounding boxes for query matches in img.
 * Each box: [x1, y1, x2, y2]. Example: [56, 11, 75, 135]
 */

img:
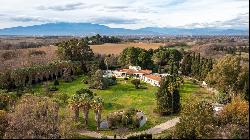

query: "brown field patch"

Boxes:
[90, 43, 164, 55]
[0, 45, 58, 72]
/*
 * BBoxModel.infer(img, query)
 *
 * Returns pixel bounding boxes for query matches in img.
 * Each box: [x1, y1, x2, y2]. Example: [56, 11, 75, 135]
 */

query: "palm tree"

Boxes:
[77, 89, 94, 126]
[69, 93, 81, 121]
[91, 96, 104, 130]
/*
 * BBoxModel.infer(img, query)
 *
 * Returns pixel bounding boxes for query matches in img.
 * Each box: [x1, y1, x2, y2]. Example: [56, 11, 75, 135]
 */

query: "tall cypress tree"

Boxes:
[156, 76, 180, 115]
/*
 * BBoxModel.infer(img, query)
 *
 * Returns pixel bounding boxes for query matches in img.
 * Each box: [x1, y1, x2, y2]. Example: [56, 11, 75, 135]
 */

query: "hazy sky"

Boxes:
[0, 0, 249, 29]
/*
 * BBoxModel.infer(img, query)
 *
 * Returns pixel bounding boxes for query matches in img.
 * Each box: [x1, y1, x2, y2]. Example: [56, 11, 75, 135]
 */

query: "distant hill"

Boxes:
[138, 27, 249, 36]
[0, 22, 248, 36]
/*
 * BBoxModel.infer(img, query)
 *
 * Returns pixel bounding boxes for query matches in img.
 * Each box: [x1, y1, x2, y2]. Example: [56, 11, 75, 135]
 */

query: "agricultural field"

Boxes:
[32, 74, 206, 136]
[0, 43, 164, 71]
[0, 42, 167, 72]
[90, 43, 165, 55]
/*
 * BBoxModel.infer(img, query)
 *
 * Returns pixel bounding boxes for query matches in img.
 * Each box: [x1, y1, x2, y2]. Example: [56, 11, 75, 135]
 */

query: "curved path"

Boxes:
[78, 117, 180, 139]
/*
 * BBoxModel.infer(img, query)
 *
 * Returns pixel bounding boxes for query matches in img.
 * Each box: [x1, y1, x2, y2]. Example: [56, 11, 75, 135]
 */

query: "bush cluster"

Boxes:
[107, 108, 141, 129]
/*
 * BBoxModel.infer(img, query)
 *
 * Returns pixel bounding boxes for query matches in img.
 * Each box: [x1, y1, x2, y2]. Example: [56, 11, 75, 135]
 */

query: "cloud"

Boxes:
[90, 17, 140, 24]
[10, 17, 44, 22]
[9, 16, 58, 23]
[103, 5, 129, 10]
[37, 2, 84, 11]
[0, 0, 249, 29]
[219, 13, 249, 28]
[164, 0, 187, 7]
[182, 12, 249, 29]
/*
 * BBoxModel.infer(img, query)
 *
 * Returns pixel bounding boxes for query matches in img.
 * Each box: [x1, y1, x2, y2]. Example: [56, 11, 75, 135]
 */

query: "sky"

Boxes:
[0, 0, 249, 29]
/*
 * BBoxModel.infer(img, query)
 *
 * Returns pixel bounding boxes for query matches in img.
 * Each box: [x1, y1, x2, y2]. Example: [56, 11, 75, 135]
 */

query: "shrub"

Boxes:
[28, 50, 46, 56]
[131, 79, 140, 89]
[0, 110, 8, 138]
[0, 91, 18, 110]
[0, 70, 13, 90]
[105, 77, 117, 86]
[54, 80, 59, 86]
[0, 93, 10, 110]
[127, 133, 152, 139]
[156, 129, 174, 139]
[89, 70, 108, 90]
[107, 108, 141, 129]
[4, 95, 77, 139]
[217, 97, 249, 126]
[58, 107, 78, 139]
[4, 95, 60, 139]
[54, 93, 69, 105]
[215, 92, 231, 104]
[23, 87, 35, 94]
[124, 77, 128, 80]
[49, 86, 58, 92]
[83, 80, 88, 84]
[191, 79, 197, 84]
[1, 51, 17, 60]
[175, 100, 215, 139]
[111, 76, 116, 81]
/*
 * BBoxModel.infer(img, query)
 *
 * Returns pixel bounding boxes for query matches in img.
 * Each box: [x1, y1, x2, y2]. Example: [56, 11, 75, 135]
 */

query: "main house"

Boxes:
[104, 66, 170, 87]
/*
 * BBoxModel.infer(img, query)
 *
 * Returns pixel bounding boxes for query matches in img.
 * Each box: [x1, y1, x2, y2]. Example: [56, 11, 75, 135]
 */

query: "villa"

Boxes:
[103, 66, 172, 87]
[142, 74, 161, 87]
[113, 66, 152, 79]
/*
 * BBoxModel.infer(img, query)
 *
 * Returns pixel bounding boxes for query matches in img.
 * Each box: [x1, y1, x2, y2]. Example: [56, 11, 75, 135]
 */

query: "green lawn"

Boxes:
[33, 75, 87, 96]
[32, 75, 206, 136]
[180, 79, 215, 106]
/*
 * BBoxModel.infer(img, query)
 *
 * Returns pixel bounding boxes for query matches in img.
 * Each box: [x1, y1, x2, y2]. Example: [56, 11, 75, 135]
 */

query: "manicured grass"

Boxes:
[179, 79, 200, 104]
[32, 75, 206, 136]
[180, 78, 215, 106]
[33, 75, 87, 96]
[88, 78, 175, 135]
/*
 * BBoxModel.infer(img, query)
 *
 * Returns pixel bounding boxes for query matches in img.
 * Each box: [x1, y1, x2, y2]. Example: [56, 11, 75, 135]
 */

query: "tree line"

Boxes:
[181, 52, 213, 81]
[85, 34, 121, 45]
[0, 61, 81, 91]
[212, 45, 249, 54]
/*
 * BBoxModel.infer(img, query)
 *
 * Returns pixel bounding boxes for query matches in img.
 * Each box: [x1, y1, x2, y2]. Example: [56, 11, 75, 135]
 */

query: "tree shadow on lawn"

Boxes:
[106, 82, 148, 92]
[104, 102, 125, 110]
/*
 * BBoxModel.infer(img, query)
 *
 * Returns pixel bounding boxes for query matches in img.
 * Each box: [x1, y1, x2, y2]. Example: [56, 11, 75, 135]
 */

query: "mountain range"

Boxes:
[0, 22, 248, 36]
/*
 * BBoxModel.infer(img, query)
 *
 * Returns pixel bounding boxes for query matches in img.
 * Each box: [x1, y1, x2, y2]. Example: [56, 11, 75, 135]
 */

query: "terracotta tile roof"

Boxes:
[117, 69, 152, 75]
[138, 69, 152, 74]
[144, 75, 162, 82]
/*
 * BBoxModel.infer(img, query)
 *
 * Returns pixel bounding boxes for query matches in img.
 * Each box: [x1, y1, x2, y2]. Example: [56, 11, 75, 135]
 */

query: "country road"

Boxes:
[78, 117, 180, 139]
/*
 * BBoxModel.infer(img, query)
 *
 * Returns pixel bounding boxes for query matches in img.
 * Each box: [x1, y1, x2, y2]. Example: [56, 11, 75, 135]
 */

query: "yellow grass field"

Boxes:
[90, 43, 164, 55]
